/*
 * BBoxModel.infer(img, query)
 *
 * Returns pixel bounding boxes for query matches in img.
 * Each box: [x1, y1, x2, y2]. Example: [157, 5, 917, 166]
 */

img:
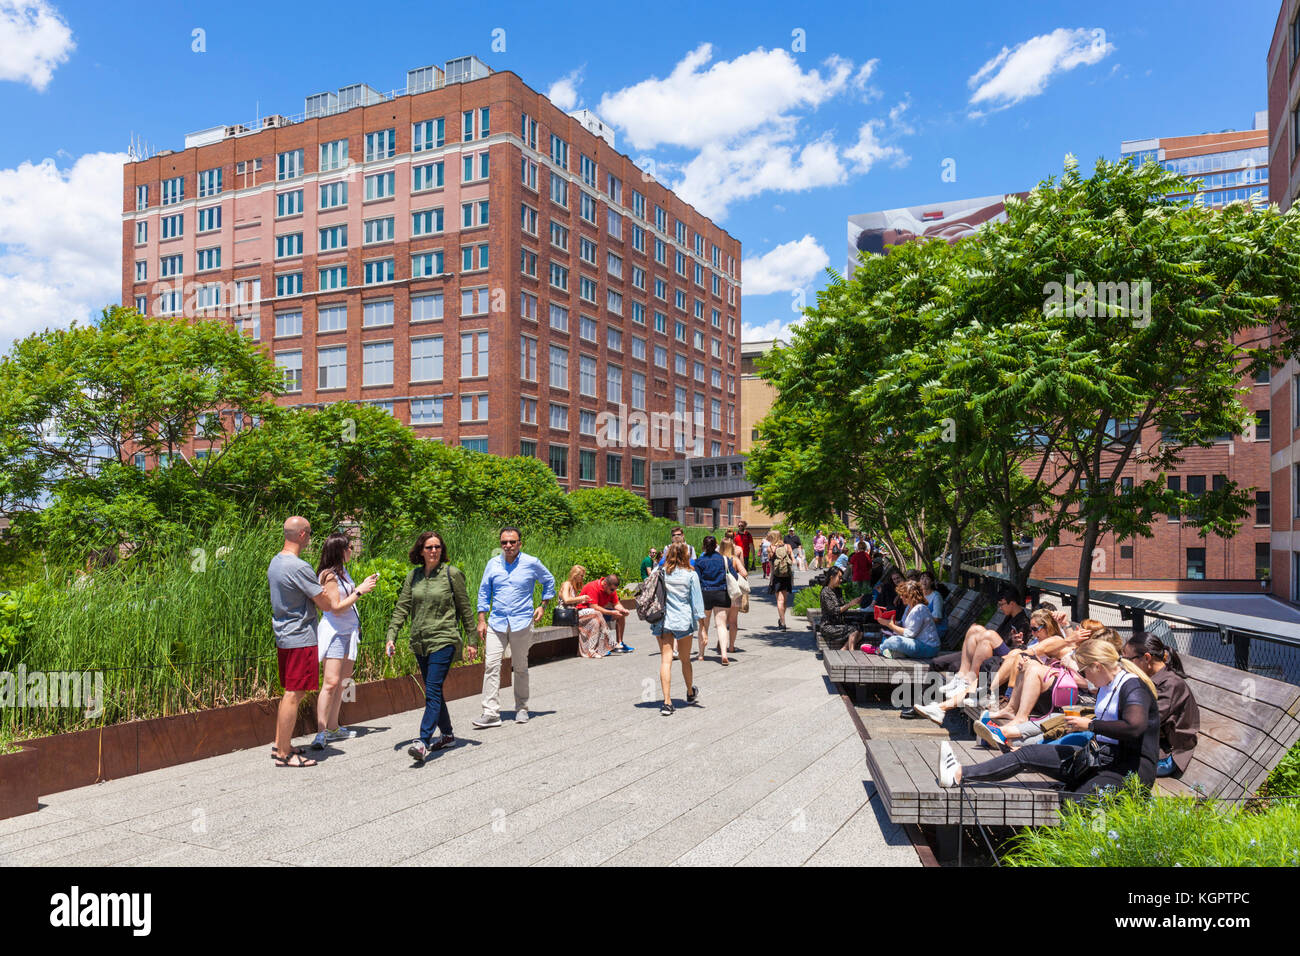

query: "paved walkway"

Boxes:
[0, 570, 917, 867]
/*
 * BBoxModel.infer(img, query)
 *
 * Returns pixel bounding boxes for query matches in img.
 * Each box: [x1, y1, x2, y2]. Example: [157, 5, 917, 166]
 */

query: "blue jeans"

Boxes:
[880, 635, 938, 659]
[1157, 755, 1176, 777]
[416, 645, 456, 744]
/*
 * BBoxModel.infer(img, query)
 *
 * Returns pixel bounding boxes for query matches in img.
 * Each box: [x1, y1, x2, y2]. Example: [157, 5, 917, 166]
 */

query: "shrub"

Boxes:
[1003, 776, 1300, 867]
[562, 546, 629, 583]
[1260, 740, 1300, 798]
[792, 584, 821, 617]
[568, 487, 652, 524]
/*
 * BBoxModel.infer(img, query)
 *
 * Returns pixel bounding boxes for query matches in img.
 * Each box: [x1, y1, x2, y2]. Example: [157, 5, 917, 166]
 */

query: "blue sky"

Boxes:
[0, 0, 1282, 349]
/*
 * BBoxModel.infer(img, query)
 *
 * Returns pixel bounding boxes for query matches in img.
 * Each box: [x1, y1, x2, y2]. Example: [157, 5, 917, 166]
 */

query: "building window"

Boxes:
[363, 217, 395, 245]
[318, 304, 347, 333]
[550, 345, 568, 389]
[197, 206, 221, 232]
[411, 336, 444, 381]
[579, 410, 597, 436]
[160, 254, 183, 278]
[363, 341, 394, 386]
[134, 259, 147, 282]
[461, 330, 489, 378]
[550, 303, 569, 332]
[462, 200, 490, 228]
[365, 171, 395, 200]
[520, 248, 538, 277]
[412, 251, 445, 278]
[521, 335, 537, 381]
[320, 139, 349, 172]
[579, 315, 598, 342]
[319, 225, 348, 251]
[275, 273, 303, 298]
[363, 299, 394, 327]
[161, 213, 184, 239]
[631, 457, 646, 487]
[520, 438, 537, 458]
[319, 181, 348, 209]
[549, 402, 569, 430]
[410, 397, 444, 425]
[318, 266, 347, 291]
[550, 221, 569, 251]
[135, 184, 148, 210]
[579, 355, 597, 396]
[521, 290, 538, 322]
[197, 168, 222, 198]
[413, 118, 445, 151]
[318, 345, 346, 389]
[462, 152, 490, 183]
[549, 444, 568, 478]
[606, 454, 622, 484]
[579, 277, 597, 303]
[461, 286, 489, 316]
[277, 150, 303, 181]
[412, 208, 444, 237]
[1255, 410, 1270, 441]
[521, 397, 538, 424]
[550, 261, 569, 291]
[364, 259, 395, 285]
[412, 292, 443, 322]
[275, 233, 303, 259]
[631, 372, 646, 410]
[276, 351, 303, 393]
[161, 176, 184, 205]
[196, 248, 220, 272]
[364, 129, 396, 162]
[579, 450, 596, 482]
[580, 191, 597, 224]
[1257, 490, 1271, 526]
[461, 243, 489, 271]
[459, 394, 488, 422]
[550, 134, 568, 170]
[412, 162, 444, 192]
[135, 221, 147, 244]
[277, 190, 303, 217]
[521, 157, 538, 190]
[1257, 541, 1271, 580]
[1185, 548, 1206, 580]
[1166, 475, 1180, 522]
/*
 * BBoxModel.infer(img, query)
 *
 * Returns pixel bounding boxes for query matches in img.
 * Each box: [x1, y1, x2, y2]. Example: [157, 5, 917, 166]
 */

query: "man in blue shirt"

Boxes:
[473, 526, 556, 728]
[657, 526, 696, 567]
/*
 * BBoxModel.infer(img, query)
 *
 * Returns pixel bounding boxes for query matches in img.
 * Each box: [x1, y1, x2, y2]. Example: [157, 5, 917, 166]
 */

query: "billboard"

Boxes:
[846, 193, 1026, 274]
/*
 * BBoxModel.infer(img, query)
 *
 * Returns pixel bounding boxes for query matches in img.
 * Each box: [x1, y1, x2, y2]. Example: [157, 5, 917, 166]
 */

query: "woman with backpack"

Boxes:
[651, 542, 702, 715]
[766, 530, 794, 630]
[385, 531, 478, 764]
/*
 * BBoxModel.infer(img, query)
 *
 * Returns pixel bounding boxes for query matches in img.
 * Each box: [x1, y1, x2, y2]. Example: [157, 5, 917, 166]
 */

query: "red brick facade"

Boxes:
[121, 70, 742, 514]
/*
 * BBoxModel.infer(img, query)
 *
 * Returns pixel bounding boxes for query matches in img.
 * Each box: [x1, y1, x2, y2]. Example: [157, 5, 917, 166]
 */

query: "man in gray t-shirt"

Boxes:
[268, 551, 323, 649]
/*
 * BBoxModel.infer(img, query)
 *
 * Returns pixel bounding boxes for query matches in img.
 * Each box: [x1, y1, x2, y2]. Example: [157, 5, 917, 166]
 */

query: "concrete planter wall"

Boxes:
[0, 626, 581, 821]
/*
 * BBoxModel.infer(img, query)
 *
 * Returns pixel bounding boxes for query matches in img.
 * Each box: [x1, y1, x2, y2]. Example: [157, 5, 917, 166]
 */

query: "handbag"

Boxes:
[553, 605, 579, 627]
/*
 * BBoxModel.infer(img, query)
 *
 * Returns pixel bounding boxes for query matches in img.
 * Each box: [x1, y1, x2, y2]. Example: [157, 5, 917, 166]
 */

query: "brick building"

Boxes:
[121, 57, 742, 514]
[1268, 2, 1300, 600]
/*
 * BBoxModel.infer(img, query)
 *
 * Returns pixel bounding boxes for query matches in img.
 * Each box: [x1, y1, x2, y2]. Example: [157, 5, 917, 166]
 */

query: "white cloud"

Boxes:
[0, 0, 74, 91]
[0, 151, 126, 351]
[597, 44, 853, 151]
[548, 66, 584, 112]
[742, 315, 807, 345]
[674, 128, 847, 220]
[598, 45, 908, 220]
[741, 235, 830, 296]
[968, 27, 1113, 115]
[844, 120, 906, 174]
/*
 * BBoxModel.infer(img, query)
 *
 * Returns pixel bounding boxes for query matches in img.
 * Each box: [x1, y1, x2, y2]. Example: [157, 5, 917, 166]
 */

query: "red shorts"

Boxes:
[277, 646, 319, 692]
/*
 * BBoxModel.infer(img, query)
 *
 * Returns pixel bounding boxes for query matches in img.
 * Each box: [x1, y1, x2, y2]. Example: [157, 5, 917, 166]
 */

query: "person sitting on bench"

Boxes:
[937, 638, 1160, 800]
[818, 565, 864, 651]
[867, 580, 939, 659]
[1123, 632, 1199, 778]
[929, 586, 1030, 703]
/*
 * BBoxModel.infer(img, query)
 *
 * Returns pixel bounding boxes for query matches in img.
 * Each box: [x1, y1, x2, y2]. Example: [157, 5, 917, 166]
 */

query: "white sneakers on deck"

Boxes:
[938, 741, 961, 788]
[912, 702, 946, 725]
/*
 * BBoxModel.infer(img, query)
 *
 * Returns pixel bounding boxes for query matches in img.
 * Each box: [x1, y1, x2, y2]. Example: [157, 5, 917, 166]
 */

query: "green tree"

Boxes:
[567, 486, 652, 524]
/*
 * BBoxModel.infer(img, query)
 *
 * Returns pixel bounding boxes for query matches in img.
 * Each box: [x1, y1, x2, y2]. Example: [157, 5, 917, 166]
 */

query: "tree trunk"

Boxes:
[946, 521, 961, 585]
[1074, 518, 1101, 620]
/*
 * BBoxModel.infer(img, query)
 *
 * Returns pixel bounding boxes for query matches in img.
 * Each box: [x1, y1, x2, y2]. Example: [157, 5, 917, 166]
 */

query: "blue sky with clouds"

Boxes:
[0, 0, 1280, 350]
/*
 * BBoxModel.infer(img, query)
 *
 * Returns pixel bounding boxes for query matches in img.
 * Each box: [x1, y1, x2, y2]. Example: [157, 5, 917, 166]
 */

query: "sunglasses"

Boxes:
[423, 544, 442, 551]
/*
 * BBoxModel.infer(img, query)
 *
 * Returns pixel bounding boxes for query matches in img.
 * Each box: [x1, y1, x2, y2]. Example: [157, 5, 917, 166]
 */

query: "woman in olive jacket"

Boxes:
[386, 531, 478, 763]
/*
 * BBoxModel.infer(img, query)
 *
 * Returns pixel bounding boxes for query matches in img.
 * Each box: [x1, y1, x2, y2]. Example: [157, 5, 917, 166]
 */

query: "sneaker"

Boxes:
[686, 685, 699, 704]
[407, 741, 429, 763]
[472, 712, 503, 729]
[310, 731, 328, 750]
[939, 676, 968, 696]
[973, 718, 1008, 751]
[620, 644, 634, 653]
[429, 733, 455, 751]
[660, 702, 675, 716]
[912, 702, 946, 726]
[879, 649, 895, 659]
[324, 726, 357, 743]
[515, 709, 530, 724]
[938, 741, 961, 788]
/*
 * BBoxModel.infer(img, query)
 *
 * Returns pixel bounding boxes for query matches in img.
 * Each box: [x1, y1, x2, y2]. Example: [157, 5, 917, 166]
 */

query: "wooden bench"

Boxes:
[869, 653, 1300, 835]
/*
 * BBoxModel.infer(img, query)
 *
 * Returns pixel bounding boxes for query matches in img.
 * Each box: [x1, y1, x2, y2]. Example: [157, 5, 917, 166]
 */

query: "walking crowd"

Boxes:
[265, 516, 799, 766]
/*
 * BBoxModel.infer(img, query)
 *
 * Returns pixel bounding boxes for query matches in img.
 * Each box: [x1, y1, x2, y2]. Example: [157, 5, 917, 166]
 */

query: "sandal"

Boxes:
[272, 751, 317, 767]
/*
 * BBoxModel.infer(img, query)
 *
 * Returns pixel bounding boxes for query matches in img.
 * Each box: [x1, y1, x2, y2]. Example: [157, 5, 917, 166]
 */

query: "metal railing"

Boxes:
[944, 548, 1300, 686]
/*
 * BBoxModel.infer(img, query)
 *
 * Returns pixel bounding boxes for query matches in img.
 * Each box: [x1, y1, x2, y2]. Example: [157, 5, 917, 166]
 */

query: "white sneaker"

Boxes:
[912, 702, 946, 726]
[939, 676, 968, 696]
[938, 741, 961, 788]
[515, 709, 530, 724]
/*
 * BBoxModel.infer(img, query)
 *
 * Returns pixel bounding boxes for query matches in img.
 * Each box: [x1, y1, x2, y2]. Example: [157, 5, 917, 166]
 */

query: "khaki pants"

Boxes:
[481, 622, 533, 718]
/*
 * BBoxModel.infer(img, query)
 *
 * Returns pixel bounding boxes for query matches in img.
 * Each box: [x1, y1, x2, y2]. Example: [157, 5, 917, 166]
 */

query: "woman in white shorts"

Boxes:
[313, 532, 377, 749]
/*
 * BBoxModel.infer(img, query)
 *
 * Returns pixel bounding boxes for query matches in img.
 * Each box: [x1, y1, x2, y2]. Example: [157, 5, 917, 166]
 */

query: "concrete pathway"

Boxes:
[0, 569, 918, 867]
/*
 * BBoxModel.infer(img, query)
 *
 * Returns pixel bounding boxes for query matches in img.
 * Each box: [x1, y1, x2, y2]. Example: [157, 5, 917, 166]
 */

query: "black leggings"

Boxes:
[961, 745, 1128, 799]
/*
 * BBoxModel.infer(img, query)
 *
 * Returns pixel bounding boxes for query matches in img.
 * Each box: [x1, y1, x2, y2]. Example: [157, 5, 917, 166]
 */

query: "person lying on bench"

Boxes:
[937, 638, 1160, 800]
[865, 580, 939, 659]
[915, 608, 1072, 725]
[928, 586, 1030, 703]
[818, 565, 864, 651]
[1124, 632, 1199, 778]
[985, 607, 1100, 704]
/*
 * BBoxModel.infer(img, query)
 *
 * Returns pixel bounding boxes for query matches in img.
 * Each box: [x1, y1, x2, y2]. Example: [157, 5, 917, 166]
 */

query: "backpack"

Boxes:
[772, 544, 793, 577]
[636, 564, 667, 623]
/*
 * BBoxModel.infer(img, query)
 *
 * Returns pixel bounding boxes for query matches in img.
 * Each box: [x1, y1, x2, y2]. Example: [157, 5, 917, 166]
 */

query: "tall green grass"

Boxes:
[0, 515, 708, 744]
